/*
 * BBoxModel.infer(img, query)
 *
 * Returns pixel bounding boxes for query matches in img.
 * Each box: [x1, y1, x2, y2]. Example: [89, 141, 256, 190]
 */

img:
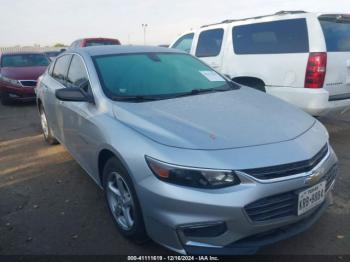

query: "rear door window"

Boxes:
[319, 16, 350, 52]
[172, 33, 194, 53]
[232, 19, 309, 54]
[195, 29, 224, 57]
[52, 55, 72, 84]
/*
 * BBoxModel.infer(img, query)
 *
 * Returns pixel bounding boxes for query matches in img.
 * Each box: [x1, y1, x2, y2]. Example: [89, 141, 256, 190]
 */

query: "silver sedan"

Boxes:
[36, 46, 338, 255]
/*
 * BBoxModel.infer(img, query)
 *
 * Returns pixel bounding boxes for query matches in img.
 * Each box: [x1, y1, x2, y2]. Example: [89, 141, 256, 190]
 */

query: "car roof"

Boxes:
[82, 37, 120, 41]
[71, 38, 120, 44]
[200, 11, 348, 28]
[69, 45, 183, 57]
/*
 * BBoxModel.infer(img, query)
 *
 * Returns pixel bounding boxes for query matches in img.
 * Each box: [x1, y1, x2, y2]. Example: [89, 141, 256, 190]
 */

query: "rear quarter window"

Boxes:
[232, 19, 309, 54]
[319, 17, 350, 52]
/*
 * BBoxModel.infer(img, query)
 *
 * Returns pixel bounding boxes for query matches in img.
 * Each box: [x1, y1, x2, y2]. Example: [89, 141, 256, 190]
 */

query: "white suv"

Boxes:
[170, 11, 350, 116]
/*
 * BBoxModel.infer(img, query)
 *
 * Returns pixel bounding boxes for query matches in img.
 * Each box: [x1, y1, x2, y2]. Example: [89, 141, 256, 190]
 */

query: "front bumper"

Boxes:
[0, 82, 36, 101]
[137, 146, 338, 255]
[266, 86, 350, 116]
[184, 196, 330, 255]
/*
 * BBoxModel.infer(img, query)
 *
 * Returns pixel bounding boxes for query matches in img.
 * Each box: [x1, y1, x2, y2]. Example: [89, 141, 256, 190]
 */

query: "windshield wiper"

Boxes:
[111, 95, 163, 102]
[111, 83, 240, 102]
[172, 84, 237, 98]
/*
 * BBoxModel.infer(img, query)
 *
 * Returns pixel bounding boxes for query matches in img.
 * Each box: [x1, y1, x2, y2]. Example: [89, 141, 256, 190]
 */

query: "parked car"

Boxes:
[0, 51, 50, 104]
[170, 11, 350, 116]
[70, 38, 121, 48]
[36, 46, 338, 255]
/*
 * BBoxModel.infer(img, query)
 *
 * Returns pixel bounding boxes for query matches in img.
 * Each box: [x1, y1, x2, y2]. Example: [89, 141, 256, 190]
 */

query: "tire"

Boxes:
[0, 92, 10, 105]
[103, 157, 148, 243]
[39, 106, 58, 145]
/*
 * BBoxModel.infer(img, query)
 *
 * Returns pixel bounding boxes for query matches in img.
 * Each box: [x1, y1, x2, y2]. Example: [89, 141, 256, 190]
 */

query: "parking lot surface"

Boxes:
[0, 102, 349, 255]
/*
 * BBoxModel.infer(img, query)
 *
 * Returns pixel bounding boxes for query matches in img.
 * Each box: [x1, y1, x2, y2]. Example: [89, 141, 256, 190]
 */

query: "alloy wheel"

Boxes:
[106, 172, 135, 231]
[40, 110, 49, 139]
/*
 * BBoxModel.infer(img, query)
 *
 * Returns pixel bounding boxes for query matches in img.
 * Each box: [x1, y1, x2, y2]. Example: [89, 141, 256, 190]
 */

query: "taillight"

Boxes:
[305, 52, 327, 88]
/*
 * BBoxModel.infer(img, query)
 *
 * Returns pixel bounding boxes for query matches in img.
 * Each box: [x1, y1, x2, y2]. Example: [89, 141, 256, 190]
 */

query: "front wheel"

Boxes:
[103, 157, 148, 243]
[0, 92, 10, 105]
[40, 107, 58, 145]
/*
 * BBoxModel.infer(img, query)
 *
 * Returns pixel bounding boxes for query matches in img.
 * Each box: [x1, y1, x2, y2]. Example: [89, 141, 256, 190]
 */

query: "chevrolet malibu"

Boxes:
[0, 51, 50, 104]
[36, 46, 338, 255]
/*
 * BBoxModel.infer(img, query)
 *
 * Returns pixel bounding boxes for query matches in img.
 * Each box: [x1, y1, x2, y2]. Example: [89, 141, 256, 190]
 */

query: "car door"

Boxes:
[194, 27, 226, 71]
[58, 54, 101, 175]
[43, 54, 72, 141]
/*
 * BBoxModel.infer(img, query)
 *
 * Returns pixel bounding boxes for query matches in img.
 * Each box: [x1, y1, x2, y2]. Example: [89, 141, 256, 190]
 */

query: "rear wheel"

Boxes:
[40, 107, 58, 145]
[103, 157, 148, 243]
[233, 78, 266, 92]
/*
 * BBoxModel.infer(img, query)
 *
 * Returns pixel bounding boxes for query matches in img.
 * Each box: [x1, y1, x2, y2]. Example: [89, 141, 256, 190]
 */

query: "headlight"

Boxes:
[0, 74, 21, 86]
[145, 156, 240, 189]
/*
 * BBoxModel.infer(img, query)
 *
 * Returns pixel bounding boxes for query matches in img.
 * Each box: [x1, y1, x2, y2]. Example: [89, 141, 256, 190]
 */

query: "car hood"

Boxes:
[112, 87, 316, 150]
[0, 66, 47, 80]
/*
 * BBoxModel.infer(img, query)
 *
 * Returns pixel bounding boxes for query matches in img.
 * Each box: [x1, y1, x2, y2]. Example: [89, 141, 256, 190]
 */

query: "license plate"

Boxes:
[298, 181, 326, 216]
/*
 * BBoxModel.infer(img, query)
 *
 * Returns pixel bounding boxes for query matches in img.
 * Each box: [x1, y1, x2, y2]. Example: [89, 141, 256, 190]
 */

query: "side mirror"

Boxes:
[55, 88, 94, 103]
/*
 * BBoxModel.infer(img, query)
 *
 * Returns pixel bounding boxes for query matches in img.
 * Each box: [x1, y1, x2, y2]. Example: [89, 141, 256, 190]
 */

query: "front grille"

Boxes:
[19, 80, 37, 87]
[244, 165, 337, 223]
[234, 200, 326, 246]
[245, 192, 296, 222]
[242, 144, 328, 180]
[325, 165, 337, 189]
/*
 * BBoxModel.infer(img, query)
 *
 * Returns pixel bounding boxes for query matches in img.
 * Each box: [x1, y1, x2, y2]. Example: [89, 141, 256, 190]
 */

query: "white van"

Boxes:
[170, 11, 350, 116]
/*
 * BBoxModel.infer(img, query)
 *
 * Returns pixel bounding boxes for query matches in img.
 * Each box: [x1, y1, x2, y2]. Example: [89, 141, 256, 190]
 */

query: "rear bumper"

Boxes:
[0, 83, 36, 101]
[266, 86, 350, 116]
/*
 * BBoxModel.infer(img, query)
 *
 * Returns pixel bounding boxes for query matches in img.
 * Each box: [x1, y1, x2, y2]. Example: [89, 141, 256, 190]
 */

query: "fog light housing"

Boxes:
[182, 222, 227, 238]
[177, 221, 227, 247]
[9, 93, 20, 98]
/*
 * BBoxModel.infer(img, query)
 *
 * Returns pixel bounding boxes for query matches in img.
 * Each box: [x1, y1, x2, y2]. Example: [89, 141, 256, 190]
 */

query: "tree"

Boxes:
[53, 43, 65, 47]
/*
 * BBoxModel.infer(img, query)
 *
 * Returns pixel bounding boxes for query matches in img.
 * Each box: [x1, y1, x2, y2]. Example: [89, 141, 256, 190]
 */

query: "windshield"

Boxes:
[86, 40, 120, 47]
[1, 54, 50, 67]
[93, 53, 232, 100]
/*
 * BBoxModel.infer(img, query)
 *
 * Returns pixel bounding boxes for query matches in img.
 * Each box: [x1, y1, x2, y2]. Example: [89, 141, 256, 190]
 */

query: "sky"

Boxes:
[0, 0, 349, 47]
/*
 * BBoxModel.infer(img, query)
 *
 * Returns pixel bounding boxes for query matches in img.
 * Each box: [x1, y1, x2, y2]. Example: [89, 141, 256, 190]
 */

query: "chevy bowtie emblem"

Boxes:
[305, 168, 324, 186]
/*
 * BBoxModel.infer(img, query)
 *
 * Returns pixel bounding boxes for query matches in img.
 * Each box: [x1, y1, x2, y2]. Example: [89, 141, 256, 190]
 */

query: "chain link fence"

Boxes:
[0, 46, 66, 53]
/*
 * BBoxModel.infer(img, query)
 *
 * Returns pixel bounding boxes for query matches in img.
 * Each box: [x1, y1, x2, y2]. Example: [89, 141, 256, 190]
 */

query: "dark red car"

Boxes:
[70, 37, 121, 48]
[0, 51, 49, 105]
